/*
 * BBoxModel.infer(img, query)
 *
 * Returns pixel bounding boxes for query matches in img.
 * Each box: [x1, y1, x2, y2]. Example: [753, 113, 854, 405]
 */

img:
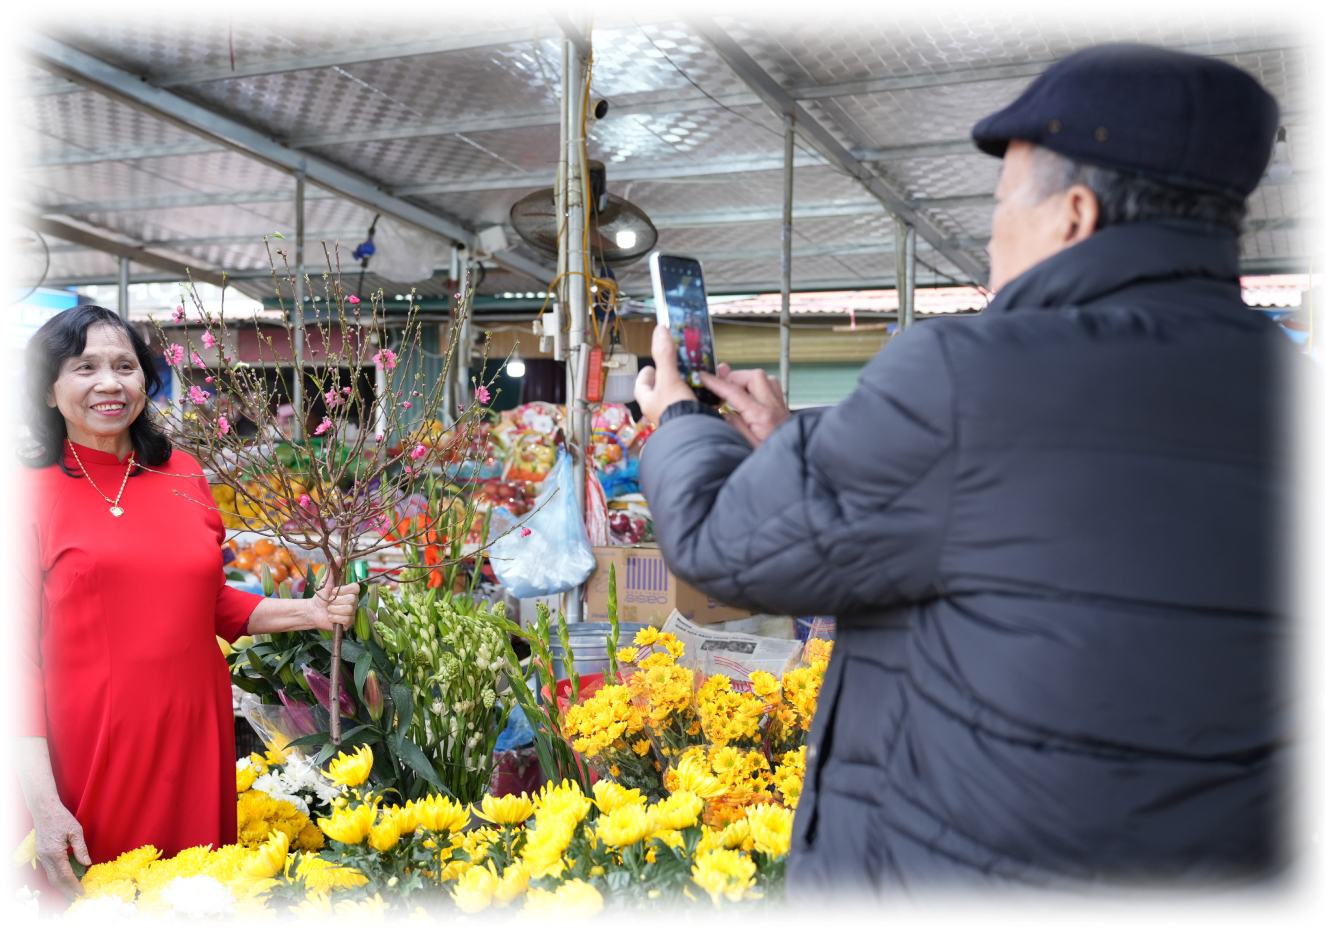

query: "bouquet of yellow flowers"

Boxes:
[694, 668, 781, 751]
[561, 682, 667, 798]
[769, 636, 833, 769]
[618, 627, 704, 767]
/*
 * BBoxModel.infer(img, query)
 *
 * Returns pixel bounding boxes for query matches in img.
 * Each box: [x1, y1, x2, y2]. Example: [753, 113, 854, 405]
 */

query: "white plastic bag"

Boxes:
[487, 453, 596, 599]
[370, 218, 450, 283]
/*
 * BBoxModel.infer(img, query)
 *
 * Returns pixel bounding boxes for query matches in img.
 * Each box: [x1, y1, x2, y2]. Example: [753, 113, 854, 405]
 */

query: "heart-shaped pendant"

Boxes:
[110, 506, 124, 517]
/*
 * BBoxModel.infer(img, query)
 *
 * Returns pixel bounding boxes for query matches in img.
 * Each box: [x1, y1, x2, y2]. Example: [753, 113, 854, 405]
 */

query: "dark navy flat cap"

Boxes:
[972, 43, 1279, 200]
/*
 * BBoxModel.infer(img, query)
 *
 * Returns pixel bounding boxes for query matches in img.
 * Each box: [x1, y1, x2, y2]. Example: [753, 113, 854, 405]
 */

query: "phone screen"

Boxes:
[650, 253, 720, 405]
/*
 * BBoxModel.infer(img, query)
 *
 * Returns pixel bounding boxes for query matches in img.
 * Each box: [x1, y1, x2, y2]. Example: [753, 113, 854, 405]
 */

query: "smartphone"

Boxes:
[648, 252, 721, 406]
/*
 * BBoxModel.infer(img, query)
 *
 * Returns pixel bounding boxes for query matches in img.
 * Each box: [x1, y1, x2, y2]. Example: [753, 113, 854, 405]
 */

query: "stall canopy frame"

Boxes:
[16, 14, 1311, 306]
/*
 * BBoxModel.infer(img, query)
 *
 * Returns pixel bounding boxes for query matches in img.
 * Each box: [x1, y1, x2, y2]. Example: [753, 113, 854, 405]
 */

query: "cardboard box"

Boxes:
[584, 545, 750, 626]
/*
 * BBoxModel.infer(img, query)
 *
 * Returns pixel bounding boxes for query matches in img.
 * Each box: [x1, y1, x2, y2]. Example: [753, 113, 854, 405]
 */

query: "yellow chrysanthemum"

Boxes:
[493, 861, 530, 908]
[317, 801, 377, 845]
[476, 792, 534, 825]
[368, 813, 402, 852]
[534, 780, 592, 822]
[110, 845, 162, 882]
[671, 754, 727, 799]
[334, 893, 389, 917]
[691, 848, 759, 904]
[414, 794, 470, 834]
[243, 831, 291, 879]
[389, 902, 437, 923]
[519, 813, 577, 879]
[235, 764, 257, 793]
[652, 790, 704, 831]
[592, 780, 645, 814]
[634, 627, 661, 646]
[745, 803, 794, 858]
[595, 804, 654, 847]
[451, 861, 498, 913]
[805, 638, 833, 665]
[262, 745, 289, 766]
[323, 745, 374, 787]
[295, 823, 325, 852]
[616, 646, 640, 665]
[773, 745, 807, 809]
[638, 651, 675, 670]
[631, 737, 652, 756]
[383, 803, 420, 836]
[289, 889, 334, 917]
[749, 670, 780, 700]
[13, 830, 37, 869]
[295, 856, 369, 894]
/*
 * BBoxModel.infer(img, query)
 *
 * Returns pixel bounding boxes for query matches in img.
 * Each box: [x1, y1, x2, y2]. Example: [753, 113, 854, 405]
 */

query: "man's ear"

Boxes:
[1064, 185, 1100, 245]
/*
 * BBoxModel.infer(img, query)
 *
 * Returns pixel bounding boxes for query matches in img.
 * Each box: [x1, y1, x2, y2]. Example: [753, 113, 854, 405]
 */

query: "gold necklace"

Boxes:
[67, 440, 136, 517]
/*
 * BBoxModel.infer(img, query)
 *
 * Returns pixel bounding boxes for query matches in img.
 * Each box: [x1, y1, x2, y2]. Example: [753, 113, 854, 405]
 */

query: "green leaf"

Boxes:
[353, 650, 373, 702]
[390, 682, 414, 739]
[339, 640, 367, 663]
[395, 734, 451, 795]
[284, 731, 332, 750]
[230, 674, 263, 695]
[303, 566, 318, 599]
[316, 741, 339, 765]
[272, 231, 286, 240]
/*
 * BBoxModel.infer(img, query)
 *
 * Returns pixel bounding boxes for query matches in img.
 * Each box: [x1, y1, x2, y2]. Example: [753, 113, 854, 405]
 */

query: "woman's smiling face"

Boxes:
[46, 323, 147, 453]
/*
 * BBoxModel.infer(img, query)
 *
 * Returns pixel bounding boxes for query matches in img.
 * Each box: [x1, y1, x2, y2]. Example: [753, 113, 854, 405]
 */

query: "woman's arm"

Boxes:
[244, 575, 359, 636]
[12, 737, 89, 900]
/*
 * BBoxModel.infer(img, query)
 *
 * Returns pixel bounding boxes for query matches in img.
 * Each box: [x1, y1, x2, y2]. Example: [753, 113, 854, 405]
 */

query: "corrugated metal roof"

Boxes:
[17, 12, 1313, 306]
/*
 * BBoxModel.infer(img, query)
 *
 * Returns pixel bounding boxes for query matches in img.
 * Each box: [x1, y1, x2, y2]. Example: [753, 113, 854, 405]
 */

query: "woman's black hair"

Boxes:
[22, 304, 172, 474]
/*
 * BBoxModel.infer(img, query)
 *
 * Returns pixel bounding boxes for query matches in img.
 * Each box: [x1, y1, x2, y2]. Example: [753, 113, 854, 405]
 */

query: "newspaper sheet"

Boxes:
[661, 610, 804, 689]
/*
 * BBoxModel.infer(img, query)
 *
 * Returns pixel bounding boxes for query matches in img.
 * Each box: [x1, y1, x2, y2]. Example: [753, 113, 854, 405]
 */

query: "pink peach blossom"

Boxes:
[201, 332, 216, 349]
[314, 417, 332, 436]
[165, 344, 184, 366]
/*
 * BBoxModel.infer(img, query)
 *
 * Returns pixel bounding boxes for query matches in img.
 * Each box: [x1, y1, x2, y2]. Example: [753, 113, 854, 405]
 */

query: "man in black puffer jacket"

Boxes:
[634, 44, 1298, 891]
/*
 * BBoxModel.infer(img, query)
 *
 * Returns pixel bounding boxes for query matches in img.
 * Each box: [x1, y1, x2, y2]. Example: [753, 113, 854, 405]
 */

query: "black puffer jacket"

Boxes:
[640, 220, 1294, 891]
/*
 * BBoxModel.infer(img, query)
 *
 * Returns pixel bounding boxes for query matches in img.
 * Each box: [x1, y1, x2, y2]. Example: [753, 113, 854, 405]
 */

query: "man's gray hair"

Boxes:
[1028, 146, 1247, 234]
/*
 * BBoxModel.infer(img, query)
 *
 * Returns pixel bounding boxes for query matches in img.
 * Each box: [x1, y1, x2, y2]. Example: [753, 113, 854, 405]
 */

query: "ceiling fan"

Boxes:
[509, 159, 658, 268]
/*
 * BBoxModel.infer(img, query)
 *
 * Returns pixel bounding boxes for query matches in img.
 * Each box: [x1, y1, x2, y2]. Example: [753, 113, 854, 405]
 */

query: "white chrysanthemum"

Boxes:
[251, 774, 311, 815]
[160, 875, 236, 918]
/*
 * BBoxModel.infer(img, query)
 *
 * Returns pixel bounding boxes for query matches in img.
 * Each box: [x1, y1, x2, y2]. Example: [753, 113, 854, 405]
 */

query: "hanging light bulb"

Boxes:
[615, 229, 637, 250]
[1268, 126, 1292, 183]
[507, 356, 526, 378]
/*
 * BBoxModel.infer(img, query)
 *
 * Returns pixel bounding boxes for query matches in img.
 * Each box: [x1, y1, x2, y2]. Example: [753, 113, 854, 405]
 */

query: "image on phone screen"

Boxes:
[650, 254, 720, 405]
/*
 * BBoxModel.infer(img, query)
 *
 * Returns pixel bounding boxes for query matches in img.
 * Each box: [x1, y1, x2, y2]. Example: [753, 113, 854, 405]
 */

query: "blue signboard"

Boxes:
[3, 286, 79, 347]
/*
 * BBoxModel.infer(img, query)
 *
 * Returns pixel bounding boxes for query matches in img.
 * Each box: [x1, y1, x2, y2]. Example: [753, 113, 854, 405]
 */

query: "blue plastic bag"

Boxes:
[487, 453, 596, 599]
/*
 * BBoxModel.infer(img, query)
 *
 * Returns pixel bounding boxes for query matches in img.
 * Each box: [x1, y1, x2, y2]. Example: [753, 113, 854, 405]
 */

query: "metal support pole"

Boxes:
[117, 256, 130, 319]
[779, 113, 794, 403]
[293, 172, 306, 440]
[903, 223, 916, 329]
[894, 218, 916, 330]
[561, 26, 590, 624]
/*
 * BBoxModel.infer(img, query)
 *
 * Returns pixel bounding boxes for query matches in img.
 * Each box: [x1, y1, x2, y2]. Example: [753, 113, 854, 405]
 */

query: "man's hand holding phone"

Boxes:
[635, 325, 699, 425]
[636, 325, 792, 448]
[699, 365, 791, 448]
